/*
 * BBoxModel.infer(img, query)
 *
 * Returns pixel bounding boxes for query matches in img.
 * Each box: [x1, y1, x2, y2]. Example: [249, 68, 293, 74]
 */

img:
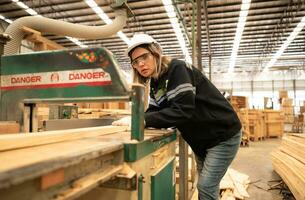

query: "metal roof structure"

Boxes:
[0, 0, 305, 76]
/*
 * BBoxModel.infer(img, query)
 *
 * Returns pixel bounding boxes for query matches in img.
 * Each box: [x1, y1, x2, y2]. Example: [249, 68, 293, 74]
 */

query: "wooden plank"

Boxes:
[0, 125, 128, 152]
[0, 121, 20, 134]
[54, 165, 123, 200]
[23, 105, 31, 133]
[32, 105, 39, 132]
[0, 139, 123, 188]
[228, 169, 250, 199]
[22, 26, 65, 50]
[220, 189, 235, 200]
[272, 150, 305, 200]
[280, 136, 305, 165]
[41, 168, 65, 190]
[220, 170, 234, 190]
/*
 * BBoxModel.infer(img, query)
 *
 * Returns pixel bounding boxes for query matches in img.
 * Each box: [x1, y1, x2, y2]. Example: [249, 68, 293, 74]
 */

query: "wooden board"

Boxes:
[220, 168, 250, 200]
[0, 138, 123, 188]
[54, 165, 123, 200]
[272, 135, 305, 200]
[272, 150, 305, 200]
[23, 26, 65, 51]
[0, 125, 128, 152]
[280, 135, 305, 165]
[0, 121, 20, 134]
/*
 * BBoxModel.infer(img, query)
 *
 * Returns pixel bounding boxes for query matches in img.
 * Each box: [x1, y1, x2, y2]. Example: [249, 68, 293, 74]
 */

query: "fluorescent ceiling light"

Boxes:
[16, 1, 29, 9]
[162, 0, 192, 64]
[117, 31, 130, 45]
[85, 0, 130, 44]
[5, 18, 13, 24]
[66, 36, 88, 48]
[228, 0, 251, 73]
[84, 0, 111, 24]
[263, 16, 305, 72]
[25, 8, 38, 15]
[0, 14, 12, 24]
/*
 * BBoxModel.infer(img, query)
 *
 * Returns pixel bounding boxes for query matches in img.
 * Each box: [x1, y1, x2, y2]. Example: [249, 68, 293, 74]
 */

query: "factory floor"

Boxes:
[230, 137, 291, 200]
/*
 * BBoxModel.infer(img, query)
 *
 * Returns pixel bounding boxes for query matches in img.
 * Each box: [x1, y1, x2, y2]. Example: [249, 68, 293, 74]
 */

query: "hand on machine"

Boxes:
[112, 116, 131, 128]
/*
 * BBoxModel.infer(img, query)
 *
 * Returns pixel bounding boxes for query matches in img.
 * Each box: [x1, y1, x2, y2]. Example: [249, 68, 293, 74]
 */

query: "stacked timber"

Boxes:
[263, 110, 284, 138]
[292, 114, 304, 133]
[280, 98, 294, 124]
[0, 125, 129, 199]
[271, 134, 305, 200]
[237, 108, 250, 146]
[278, 90, 288, 100]
[230, 96, 248, 111]
[37, 106, 49, 131]
[220, 168, 250, 200]
[0, 121, 20, 134]
[77, 102, 130, 110]
[300, 102, 305, 114]
[248, 109, 265, 141]
[278, 90, 294, 124]
[230, 96, 249, 146]
[78, 108, 131, 119]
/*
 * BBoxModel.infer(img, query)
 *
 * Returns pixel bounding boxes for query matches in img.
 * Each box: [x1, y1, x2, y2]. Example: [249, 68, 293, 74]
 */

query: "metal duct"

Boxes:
[4, 9, 127, 55]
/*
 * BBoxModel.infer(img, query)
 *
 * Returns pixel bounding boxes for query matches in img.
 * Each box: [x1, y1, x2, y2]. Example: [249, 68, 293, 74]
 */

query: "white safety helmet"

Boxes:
[126, 33, 159, 56]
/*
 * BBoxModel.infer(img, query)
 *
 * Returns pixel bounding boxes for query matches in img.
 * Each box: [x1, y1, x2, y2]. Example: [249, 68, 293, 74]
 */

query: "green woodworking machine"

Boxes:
[0, 47, 177, 200]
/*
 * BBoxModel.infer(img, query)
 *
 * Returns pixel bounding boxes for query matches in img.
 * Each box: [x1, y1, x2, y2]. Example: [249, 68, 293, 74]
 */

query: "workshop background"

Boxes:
[0, 0, 305, 200]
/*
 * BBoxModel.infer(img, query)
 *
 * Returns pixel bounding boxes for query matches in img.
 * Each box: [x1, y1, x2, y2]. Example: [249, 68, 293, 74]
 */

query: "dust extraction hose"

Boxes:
[4, 9, 127, 55]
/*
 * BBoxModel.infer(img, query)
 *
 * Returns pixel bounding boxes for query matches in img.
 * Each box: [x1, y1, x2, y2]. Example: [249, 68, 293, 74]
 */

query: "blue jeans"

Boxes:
[195, 130, 241, 200]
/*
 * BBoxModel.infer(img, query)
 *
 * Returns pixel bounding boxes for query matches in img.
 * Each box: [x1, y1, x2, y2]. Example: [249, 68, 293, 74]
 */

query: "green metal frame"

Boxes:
[151, 158, 175, 200]
[0, 47, 144, 141]
[124, 132, 177, 162]
[131, 84, 145, 141]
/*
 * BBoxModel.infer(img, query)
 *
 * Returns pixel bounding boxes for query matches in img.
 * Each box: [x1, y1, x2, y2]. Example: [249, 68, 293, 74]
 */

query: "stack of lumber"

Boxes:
[23, 26, 65, 51]
[0, 125, 128, 152]
[271, 134, 305, 200]
[263, 110, 284, 138]
[77, 102, 130, 110]
[0, 125, 129, 199]
[292, 114, 304, 133]
[278, 90, 294, 123]
[220, 168, 250, 200]
[237, 108, 250, 146]
[37, 106, 49, 131]
[300, 102, 305, 114]
[280, 98, 294, 123]
[0, 121, 20, 134]
[248, 109, 265, 141]
[78, 108, 131, 119]
[230, 96, 250, 146]
[278, 90, 288, 100]
[230, 96, 248, 111]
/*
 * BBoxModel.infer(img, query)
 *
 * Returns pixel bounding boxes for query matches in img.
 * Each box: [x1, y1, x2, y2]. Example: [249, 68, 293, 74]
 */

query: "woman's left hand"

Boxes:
[112, 116, 131, 127]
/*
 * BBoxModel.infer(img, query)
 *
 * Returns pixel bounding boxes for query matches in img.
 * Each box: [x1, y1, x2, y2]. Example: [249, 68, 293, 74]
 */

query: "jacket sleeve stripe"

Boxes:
[149, 98, 159, 107]
[156, 95, 167, 104]
[167, 83, 195, 100]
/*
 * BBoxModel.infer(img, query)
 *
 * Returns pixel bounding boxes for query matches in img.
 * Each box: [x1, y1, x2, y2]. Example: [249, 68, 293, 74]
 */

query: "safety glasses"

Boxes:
[131, 52, 151, 68]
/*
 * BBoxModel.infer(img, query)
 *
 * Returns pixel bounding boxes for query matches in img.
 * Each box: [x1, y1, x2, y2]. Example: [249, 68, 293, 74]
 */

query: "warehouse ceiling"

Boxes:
[0, 0, 305, 75]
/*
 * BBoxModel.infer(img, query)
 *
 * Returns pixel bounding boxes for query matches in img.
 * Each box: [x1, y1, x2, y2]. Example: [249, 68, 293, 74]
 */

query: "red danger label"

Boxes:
[1, 68, 112, 90]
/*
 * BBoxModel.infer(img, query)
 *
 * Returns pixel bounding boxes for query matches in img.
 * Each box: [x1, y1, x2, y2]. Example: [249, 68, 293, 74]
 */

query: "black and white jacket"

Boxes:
[144, 59, 241, 157]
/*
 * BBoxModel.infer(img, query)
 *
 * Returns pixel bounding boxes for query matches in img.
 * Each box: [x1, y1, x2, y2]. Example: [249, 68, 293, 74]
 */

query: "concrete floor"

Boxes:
[230, 138, 286, 200]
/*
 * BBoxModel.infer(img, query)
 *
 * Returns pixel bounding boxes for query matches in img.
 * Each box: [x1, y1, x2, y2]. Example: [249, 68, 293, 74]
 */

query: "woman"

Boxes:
[114, 33, 242, 200]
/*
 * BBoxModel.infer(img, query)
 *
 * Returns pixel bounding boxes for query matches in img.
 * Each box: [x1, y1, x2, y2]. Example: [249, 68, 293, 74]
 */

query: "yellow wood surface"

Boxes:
[0, 126, 128, 152]
[272, 134, 305, 200]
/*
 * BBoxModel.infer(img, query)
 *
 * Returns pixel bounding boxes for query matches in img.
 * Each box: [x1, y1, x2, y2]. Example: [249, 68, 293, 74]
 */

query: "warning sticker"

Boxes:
[0, 68, 112, 90]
